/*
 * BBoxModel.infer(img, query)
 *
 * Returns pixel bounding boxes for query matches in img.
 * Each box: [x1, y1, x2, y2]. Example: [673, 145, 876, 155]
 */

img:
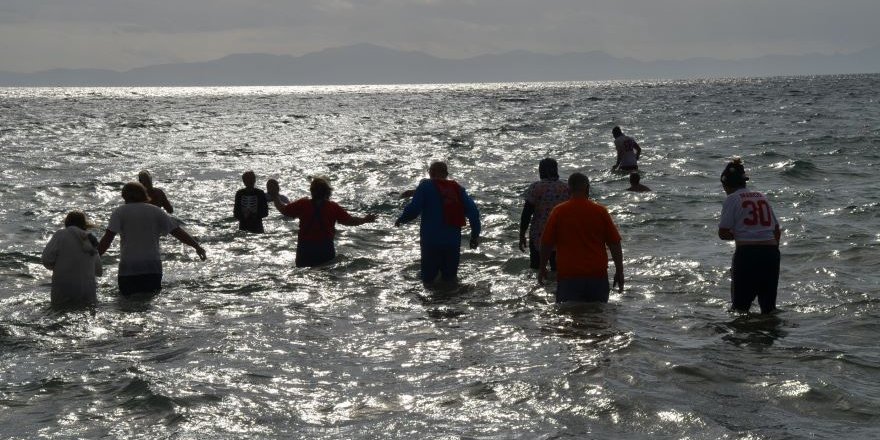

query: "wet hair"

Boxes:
[242, 170, 256, 187]
[720, 157, 749, 188]
[266, 178, 279, 189]
[309, 177, 332, 201]
[629, 172, 641, 185]
[568, 172, 590, 192]
[538, 158, 559, 180]
[64, 211, 89, 229]
[612, 126, 623, 137]
[429, 161, 449, 178]
[137, 170, 153, 188]
[121, 182, 150, 203]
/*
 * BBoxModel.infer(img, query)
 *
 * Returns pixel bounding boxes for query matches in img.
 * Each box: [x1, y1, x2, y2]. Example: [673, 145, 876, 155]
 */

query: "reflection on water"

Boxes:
[2, 75, 880, 438]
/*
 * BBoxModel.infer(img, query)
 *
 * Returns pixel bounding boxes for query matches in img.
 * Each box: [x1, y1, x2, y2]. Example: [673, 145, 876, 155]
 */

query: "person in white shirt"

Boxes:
[717, 158, 782, 314]
[41, 211, 103, 307]
[611, 126, 642, 172]
[98, 182, 206, 296]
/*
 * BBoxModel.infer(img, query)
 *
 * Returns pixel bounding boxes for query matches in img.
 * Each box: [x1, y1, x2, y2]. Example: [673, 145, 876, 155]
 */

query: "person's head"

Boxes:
[121, 182, 150, 203]
[538, 158, 559, 180]
[428, 161, 449, 179]
[266, 178, 280, 194]
[568, 172, 590, 197]
[63, 211, 92, 230]
[137, 170, 153, 189]
[309, 177, 332, 201]
[720, 157, 749, 194]
[242, 171, 256, 188]
[629, 172, 641, 186]
[612, 126, 623, 138]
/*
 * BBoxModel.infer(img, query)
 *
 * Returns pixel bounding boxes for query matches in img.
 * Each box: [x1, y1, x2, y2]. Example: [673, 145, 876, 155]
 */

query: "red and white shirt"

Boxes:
[719, 188, 779, 242]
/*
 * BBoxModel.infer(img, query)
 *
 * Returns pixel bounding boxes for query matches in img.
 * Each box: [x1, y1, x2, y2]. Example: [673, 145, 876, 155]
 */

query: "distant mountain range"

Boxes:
[2, 43, 879, 86]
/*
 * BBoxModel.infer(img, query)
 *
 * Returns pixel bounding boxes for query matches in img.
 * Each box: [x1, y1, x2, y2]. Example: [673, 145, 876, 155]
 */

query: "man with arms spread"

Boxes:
[611, 126, 642, 172]
[718, 158, 782, 314]
[395, 161, 481, 284]
[538, 172, 624, 302]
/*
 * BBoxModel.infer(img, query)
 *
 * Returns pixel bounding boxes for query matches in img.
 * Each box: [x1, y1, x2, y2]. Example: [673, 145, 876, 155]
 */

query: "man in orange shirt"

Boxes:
[538, 172, 624, 302]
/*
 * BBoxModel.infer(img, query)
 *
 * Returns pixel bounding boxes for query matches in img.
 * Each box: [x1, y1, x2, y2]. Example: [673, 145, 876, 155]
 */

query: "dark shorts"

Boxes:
[618, 165, 638, 171]
[529, 239, 557, 271]
[296, 239, 336, 267]
[420, 245, 461, 284]
[556, 277, 610, 303]
[731, 245, 780, 314]
[118, 273, 162, 296]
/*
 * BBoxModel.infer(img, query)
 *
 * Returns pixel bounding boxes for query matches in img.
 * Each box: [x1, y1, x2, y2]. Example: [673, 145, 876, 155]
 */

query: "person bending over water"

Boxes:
[268, 177, 376, 267]
[519, 158, 569, 271]
[611, 126, 642, 172]
[718, 157, 782, 314]
[98, 182, 206, 296]
[395, 161, 481, 284]
[138, 170, 174, 214]
[626, 172, 651, 192]
[538, 172, 624, 303]
[41, 211, 103, 307]
[234, 171, 270, 233]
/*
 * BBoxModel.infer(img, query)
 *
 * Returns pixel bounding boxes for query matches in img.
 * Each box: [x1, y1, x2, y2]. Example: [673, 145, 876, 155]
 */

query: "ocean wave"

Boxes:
[780, 160, 821, 179]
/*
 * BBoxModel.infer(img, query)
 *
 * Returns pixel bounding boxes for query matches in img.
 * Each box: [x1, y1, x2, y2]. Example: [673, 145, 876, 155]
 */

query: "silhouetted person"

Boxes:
[395, 161, 481, 284]
[138, 170, 174, 213]
[41, 211, 103, 307]
[234, 170, 269, 233]
[519, 158, 569, 270]
[718, 157, 782, 314]
[626, 172, 651, 192]
[611, 126, 642, 172]
[268, 177, 376, 267]
[98, 182, 206, 296]
[538, 172, 624, 303]
[266, 179, 290, 205]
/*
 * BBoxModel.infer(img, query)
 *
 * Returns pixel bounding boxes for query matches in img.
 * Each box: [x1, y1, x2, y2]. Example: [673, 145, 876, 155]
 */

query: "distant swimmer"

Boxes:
[538, 172, 624, 303]
[138, 170, 174, 214]
[266, 179, 290, 205]
[611, 126, 642, 172]
[718, 158, 782, 314]
[234, 171, 270, 233]
[41, 211, 102, 307]
[98, 182, 206, 296]
[268, 177, 376, 267]
[626, 172, 651, 192]
[519, 158, 569, 271]
[395, 161, 481, 284]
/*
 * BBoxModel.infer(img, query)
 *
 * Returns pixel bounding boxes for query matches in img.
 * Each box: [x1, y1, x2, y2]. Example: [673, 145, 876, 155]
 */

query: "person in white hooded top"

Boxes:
[41, 211, 103, 307]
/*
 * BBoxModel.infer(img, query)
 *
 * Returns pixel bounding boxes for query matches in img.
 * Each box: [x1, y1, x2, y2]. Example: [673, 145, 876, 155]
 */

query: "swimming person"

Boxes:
[234, 170, 270, 233]
[98, 182, 206, 296]
[611, 126, 642, 172]
[626, 172, 651, 192]
[138, 170, 174, 214]
[268, 177, 376, 267]
[538, 172, 624, 303]
[395, 161, 481, 284]
[519, 158, 569, 271]
[41, 211, 103, 307]
[718, 157, 782, 314]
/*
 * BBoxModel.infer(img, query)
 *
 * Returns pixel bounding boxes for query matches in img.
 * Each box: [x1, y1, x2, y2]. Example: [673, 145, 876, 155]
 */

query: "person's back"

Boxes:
[138, 170, 173, 213]
[520, 158, 569, 270]
[234, 171, 269, 233]
[110, 202, 176, 275]
[547, 199, 619, 279]
[612, 126, 641, 171]
[41, 212, 102, 307]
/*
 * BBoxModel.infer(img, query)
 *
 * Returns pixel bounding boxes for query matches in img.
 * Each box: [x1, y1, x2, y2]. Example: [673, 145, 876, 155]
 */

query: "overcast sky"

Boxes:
[1, 0, 878, 72]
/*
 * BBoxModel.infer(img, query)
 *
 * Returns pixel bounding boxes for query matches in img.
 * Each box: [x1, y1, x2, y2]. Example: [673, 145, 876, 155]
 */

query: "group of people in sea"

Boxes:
[41, 126, 781, 315]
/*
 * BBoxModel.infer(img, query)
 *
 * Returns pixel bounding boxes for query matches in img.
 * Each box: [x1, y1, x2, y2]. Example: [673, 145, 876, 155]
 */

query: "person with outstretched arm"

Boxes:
[538, 172, 624, 303]
[395, 161, 480, 284]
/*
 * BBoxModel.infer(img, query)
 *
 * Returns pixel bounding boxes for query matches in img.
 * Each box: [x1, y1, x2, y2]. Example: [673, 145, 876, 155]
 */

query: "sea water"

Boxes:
[1, 75, 879, 438]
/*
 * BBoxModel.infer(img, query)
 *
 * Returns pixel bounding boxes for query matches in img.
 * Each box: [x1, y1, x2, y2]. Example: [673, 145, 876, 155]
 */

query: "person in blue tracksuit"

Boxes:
[395, 161, 481, 284]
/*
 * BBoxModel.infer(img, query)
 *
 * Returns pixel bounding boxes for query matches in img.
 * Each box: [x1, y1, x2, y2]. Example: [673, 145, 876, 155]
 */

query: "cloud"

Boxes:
[1, 0, 878, 71]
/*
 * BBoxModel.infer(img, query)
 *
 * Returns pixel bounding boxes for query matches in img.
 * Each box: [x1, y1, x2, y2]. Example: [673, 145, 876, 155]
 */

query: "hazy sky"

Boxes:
[1, 0, 878, 72]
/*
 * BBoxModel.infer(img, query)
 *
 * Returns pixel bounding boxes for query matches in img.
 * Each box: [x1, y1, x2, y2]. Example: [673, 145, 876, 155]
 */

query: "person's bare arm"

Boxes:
[170, 228, 207, 260]
[338, 214, 377, 227]
[97, 230, 116, 255]
[537, 242, 553, 285]
[608, 240, 624, 292]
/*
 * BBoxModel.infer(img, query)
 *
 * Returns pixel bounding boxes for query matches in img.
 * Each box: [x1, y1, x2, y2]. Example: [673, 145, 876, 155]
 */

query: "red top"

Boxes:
[433, 179, 466, 227]
[541, 197, 622, 279]
[281, 198, 353, 241]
